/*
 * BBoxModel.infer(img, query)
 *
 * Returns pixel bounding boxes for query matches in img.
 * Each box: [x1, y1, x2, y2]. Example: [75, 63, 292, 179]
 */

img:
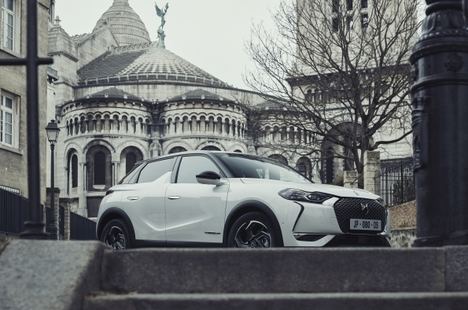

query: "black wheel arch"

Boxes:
[223, 200, 283, 246]
[97, 207, 136, 242]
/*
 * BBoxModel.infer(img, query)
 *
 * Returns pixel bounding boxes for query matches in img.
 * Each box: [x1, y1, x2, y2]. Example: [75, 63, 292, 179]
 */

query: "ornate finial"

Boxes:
[54, 16, 61, 26]
[155, 2, 169, 48]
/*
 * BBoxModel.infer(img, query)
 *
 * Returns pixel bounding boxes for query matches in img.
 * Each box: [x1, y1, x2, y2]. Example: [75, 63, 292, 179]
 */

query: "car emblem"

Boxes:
[361, 203, 369, 215]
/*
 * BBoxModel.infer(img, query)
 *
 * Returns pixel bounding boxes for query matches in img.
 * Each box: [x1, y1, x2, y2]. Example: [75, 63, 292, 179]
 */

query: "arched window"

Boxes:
[296, 157, 312, 179]
[94, 151, 106, 185]
[66, 149, 79, 194]
[86, 145, 112, 191]
[305, 89, 313, 102]
[201, 146, 221, 151]
[169, 146, 187, 154]
[268, 154, 288, 166]
[126, 152, 137, 174]
[71, 154, 78, 188]
[120, 147, 144, 176]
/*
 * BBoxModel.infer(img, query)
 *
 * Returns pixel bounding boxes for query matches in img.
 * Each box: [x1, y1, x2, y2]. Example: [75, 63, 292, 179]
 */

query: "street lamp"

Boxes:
[411, 0, 468, 246]
[46, 120, 60, 240]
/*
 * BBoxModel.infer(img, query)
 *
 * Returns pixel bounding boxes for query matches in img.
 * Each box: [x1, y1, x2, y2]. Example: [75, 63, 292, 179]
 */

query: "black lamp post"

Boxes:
[46, 120, 60, 240]
[411, 0, 468, 246]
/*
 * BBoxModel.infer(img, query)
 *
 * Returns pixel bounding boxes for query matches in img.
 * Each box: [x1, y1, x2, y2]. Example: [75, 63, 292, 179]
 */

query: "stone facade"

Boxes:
[0, 0, 50, 201]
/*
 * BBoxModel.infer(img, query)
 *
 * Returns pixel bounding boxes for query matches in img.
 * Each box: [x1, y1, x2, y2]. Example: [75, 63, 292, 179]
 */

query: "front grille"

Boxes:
[333, 198, 386, 234]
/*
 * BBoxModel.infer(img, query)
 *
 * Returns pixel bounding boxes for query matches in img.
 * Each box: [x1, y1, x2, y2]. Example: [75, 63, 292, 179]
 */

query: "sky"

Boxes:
[55, 0, 285, 90]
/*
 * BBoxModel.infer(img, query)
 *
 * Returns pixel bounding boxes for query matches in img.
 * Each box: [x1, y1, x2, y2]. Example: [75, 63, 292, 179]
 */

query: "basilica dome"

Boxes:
[78, 43, 229, 88]
[93, 0, 151, 46]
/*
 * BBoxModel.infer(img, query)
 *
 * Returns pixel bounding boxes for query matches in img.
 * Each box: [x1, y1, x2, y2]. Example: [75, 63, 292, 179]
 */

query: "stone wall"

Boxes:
[388, 200, 416, 247]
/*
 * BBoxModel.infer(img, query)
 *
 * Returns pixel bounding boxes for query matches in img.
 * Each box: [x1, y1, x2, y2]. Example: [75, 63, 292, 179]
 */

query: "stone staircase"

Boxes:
[83, 247, 468, 310]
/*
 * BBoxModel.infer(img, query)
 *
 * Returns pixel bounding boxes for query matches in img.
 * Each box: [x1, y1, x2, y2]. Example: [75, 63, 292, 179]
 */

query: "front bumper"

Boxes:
[281, 197, 390, 247]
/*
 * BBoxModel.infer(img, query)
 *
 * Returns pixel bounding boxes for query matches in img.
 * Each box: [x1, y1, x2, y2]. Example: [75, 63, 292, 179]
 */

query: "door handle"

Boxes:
[168, 196, 181, 200]
[127, 196, 140, 201]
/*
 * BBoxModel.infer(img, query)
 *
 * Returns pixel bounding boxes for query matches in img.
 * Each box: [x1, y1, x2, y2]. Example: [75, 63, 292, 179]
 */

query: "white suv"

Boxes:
[97, 151, 390, 249]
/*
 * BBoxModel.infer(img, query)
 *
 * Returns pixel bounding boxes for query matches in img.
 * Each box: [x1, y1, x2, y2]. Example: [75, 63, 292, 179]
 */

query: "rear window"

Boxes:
[137, 157, 176, 183]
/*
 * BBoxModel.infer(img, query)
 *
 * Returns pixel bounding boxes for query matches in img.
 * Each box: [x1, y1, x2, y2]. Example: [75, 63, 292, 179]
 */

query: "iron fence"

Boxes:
[380, 157, 415, 206]
[0, 188, 96, 240]
[70, 212, 96, 240]
[0, 189, 32, 235]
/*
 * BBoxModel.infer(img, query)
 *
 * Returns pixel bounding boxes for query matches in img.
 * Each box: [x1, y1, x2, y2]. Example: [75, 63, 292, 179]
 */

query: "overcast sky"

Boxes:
[55, 0, 284, 90]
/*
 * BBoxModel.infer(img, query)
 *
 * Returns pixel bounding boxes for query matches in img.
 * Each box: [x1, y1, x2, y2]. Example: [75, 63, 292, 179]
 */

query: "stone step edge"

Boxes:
[86, 292, 468, 300]
[84, 292, 468, 310]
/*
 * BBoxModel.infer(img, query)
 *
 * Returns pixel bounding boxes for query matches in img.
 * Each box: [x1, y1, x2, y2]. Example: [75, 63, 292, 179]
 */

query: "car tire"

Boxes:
[100, 218, 134, 250]
[227, 211, 283, 248]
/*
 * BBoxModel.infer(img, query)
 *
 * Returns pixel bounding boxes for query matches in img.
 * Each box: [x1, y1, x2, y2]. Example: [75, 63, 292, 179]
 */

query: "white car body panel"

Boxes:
[165, 181, 230, 243]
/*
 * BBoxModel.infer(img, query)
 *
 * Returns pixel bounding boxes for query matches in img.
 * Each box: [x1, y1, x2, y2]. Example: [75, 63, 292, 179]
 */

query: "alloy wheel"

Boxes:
[234, 220, 272, 248]
[104, 225, 127, 250]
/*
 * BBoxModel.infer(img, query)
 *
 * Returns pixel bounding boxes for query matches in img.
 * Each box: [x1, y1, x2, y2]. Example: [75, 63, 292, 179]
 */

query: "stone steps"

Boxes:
[84, 292, 468, 310]
[84, 246, 468, 309]
[101, 248, 446, 293]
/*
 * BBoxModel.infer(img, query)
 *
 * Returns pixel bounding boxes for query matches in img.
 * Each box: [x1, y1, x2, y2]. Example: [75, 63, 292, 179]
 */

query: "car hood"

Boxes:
[239, 178, 379, 200]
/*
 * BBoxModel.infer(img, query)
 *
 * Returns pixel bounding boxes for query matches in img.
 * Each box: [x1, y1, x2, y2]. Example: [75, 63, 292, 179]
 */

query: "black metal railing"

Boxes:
[70, 212, 96, 240]
[0, 189, 31, 235]
[380, 157, 415, 206]
[0, 188, 96, 240]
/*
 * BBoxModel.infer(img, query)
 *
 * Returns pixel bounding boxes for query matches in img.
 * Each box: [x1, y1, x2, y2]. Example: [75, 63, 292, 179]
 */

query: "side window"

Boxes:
[138, 157, 176, 183]
[177, 156, 220, 184]
[119, 163, 144, 184]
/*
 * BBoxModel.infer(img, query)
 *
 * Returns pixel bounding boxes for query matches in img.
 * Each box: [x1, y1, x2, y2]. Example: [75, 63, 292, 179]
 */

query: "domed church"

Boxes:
[48, 0, 317, 217]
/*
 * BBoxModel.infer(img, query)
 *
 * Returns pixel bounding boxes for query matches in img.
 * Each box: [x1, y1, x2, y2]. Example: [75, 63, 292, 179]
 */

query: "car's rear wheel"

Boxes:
[100, 219, 133, 250]
[227, 212, 282, 248]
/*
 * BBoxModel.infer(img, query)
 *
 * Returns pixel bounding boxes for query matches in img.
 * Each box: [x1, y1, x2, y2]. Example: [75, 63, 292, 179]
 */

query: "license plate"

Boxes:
[350, 219, 382, 231]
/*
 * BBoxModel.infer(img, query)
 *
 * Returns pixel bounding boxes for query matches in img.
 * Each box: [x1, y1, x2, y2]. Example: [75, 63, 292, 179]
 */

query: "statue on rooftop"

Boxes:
[155, 2, 169, 48]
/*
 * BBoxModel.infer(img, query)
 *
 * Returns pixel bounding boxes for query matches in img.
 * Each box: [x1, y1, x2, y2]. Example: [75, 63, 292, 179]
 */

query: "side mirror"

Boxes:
[196, 171, 224, 185]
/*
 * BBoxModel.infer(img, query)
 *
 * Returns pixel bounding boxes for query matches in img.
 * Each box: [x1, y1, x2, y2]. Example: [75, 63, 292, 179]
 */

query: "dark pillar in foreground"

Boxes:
[411, 0, 468, 246]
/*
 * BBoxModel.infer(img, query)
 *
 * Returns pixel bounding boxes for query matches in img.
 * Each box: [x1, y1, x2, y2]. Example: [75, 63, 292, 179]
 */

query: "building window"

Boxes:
[332, 17, 340, 32]
[332, 0, 339, 13]
[0, 92, 18, 147]
[71, 154, 78, 188]
[346, 0, 353, 11]
[168, 146, 187, 154]
[325, 147, 335, 184]
[361, 13, 369, 30]
[94, 151, 106, 185]
[346, 16, 353, 30]
[361, 0, 368, 9]
[2, 0, 16, 51]
[86, 145, 112, 191]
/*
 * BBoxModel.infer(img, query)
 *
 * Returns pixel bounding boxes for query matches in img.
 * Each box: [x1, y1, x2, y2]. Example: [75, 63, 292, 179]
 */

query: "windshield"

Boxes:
[215, 154, 311, 184]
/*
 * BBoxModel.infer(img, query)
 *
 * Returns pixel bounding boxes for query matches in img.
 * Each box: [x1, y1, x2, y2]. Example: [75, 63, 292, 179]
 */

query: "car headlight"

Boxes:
[279, 188, 335, 204]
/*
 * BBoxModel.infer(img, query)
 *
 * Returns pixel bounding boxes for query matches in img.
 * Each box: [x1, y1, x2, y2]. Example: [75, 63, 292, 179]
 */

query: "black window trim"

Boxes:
[135, 156, 178, 184]
[173, 154, 227, 184]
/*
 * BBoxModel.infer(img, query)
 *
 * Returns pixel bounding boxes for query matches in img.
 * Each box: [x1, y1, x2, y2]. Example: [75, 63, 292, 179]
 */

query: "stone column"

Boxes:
[46, 187, 60, 239]
[363, 151, 381, 195]
[63, 201, 71, 240]
[344, 170, 359, 188]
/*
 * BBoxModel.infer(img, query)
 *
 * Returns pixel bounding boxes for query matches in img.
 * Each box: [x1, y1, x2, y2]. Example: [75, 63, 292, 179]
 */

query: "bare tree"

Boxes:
[247, 0, 420, 186]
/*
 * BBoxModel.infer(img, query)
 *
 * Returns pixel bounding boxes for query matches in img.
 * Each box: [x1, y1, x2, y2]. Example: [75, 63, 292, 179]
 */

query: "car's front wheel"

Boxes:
[100, 219, 133, 250]
[227, 212, 282, 248]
